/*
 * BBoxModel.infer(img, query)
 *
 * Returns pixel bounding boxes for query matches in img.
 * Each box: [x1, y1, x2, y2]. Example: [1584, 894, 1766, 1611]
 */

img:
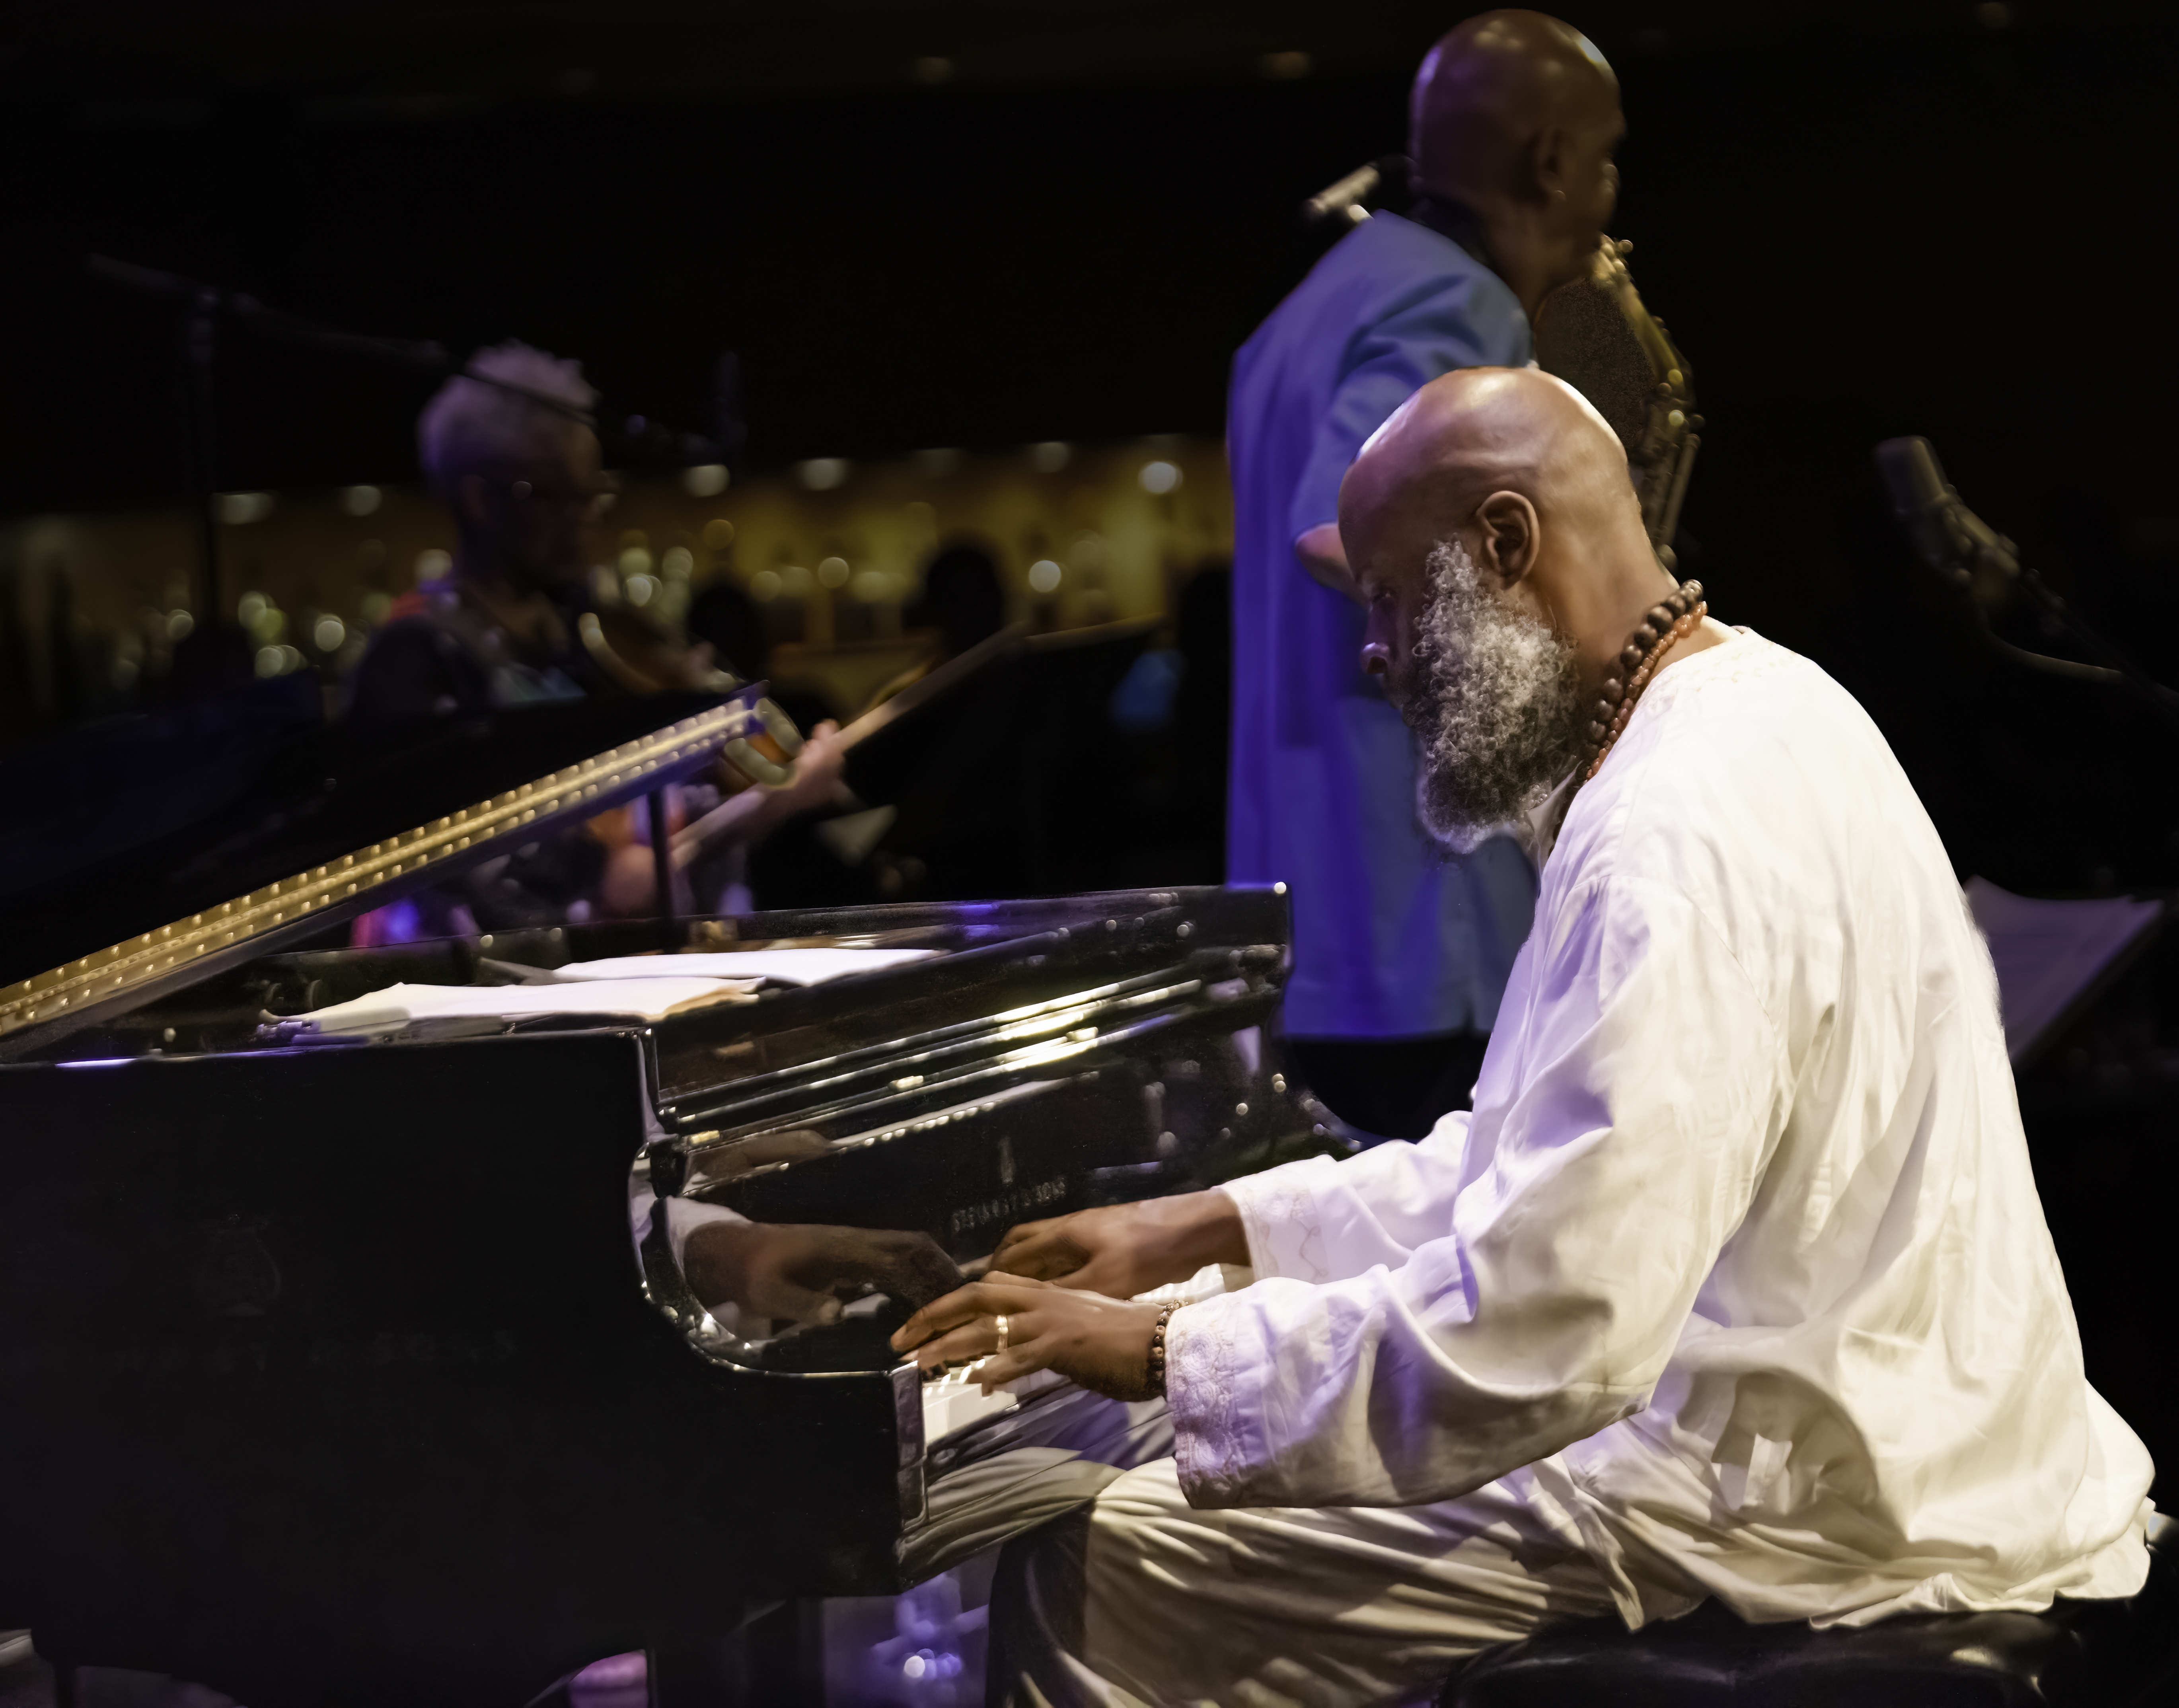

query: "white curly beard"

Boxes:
[1403, 538, 1585, 853]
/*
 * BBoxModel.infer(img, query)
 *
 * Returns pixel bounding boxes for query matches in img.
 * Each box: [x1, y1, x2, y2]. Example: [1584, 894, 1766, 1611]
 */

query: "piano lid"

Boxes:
[0, 689, 761, 1052]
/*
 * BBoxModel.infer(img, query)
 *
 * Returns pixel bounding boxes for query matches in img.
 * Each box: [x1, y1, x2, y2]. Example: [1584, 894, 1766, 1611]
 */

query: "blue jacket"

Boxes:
[1226, 211, 1538, 1039]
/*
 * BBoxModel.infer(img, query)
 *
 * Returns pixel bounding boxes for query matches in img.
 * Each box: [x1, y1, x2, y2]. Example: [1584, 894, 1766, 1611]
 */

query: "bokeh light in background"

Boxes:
[216, 492, 275, 526]
[0, 435, 1229, 717]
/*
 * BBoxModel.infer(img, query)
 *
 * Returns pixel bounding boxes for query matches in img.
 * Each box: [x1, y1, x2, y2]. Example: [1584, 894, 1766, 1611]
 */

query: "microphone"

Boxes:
[1875, 439, 2179, 725]
[1873, 436, 2020, 591]
[1302, 157, 1410, 230]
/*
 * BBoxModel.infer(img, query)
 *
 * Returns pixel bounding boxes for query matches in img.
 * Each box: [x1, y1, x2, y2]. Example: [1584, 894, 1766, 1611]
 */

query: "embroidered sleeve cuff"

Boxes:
[1165, 1292, 1273, 1508]
[1217, 1155, 1340, 1283]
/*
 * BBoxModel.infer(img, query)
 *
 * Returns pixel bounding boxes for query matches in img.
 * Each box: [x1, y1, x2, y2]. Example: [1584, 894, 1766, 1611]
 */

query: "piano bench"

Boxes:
[1442, 1533, 2177, 1708]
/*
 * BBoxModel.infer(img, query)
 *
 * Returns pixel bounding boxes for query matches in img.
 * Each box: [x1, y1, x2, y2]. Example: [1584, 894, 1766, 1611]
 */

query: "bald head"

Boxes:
[1408, 12, 1623, 319]
[1346, 366, 1633, 555]
[1342, 365, 1676, 708]
[1412, 11, 1617, 202]
[1338, 366, 1692, 848]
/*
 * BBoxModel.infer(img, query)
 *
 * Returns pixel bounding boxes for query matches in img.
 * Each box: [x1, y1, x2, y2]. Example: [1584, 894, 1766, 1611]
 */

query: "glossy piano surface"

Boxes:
[0, 732, 1321, 1706]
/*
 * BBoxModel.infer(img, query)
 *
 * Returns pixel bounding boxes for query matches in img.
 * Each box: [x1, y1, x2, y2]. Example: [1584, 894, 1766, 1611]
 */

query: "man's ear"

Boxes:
[1527, 125, 1569, 205]
[1472, 491, 1541, 588]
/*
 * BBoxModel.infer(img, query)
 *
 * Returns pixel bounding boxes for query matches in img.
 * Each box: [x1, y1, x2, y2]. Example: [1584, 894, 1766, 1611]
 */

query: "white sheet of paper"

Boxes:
[552, 947, 942, 986]
[296, 977, 760, 1037]
[1964, 876, 2165, 1061]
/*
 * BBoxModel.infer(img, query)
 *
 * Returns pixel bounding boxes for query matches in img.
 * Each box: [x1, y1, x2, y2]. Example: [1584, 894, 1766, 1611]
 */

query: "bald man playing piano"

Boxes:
[893, 366, 2156, 1706]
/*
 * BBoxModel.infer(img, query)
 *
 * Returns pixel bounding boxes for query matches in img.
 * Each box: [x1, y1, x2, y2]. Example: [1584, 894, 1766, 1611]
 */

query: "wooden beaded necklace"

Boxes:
[1579, 579, 1707, 785]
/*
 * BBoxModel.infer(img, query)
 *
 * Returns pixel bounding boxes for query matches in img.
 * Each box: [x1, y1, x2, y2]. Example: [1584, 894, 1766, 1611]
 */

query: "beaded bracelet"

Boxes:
[1147, 1301, 1181, 1397]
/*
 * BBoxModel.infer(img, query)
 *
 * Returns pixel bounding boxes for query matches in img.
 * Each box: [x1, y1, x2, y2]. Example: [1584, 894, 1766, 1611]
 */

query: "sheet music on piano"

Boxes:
[553, 947, 943, 984]
[276, 947, 945, 1037]
[286, 975, 762, 1036]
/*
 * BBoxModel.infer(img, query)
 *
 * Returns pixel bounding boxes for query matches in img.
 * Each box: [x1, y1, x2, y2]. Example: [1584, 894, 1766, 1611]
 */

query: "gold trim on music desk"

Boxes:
[0, 702, 757, 1042]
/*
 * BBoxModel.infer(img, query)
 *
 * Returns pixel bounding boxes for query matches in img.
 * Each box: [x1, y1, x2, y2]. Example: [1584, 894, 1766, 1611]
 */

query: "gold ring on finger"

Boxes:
[995, 1314, 1010, 1353]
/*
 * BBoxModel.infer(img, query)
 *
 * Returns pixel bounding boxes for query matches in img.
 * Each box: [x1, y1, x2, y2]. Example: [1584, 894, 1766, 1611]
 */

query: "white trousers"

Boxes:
[993, 1456, 1623, 1708]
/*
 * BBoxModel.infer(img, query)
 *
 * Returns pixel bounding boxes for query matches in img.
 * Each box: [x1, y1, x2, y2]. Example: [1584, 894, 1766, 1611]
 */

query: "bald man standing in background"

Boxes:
[1227, 10, 1626, 1139]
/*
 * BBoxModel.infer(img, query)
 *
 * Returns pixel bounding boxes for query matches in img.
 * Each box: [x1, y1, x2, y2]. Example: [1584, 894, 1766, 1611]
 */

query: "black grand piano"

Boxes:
[0, 690, 1326, 1706]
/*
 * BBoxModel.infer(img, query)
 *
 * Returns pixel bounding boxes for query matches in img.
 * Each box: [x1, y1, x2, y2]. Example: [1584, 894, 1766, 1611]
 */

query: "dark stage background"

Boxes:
[4, 0, 2175, 1488]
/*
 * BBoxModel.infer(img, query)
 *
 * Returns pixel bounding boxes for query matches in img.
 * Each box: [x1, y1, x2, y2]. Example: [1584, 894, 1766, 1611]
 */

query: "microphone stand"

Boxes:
[1874, 436, 2179, 736]
[1975, 560, 2179, 732]
[87, 254, 724, 679]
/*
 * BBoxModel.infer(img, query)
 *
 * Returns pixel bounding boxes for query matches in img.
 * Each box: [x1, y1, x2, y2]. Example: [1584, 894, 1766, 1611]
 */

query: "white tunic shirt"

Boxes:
[1166, 625, 2153, 1627]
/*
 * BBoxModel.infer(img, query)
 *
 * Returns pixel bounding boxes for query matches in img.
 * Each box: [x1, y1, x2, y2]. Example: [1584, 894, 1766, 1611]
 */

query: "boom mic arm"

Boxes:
[86, 253, 721, 467]
[1873, 436, 2021, 588]
[1874, 436, 2179, 728]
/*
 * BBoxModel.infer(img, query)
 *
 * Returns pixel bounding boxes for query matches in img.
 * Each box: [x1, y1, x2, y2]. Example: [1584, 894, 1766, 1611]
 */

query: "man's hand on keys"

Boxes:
[985, 1190, 1250, 1299]
[890, 1274, 1170, 1401]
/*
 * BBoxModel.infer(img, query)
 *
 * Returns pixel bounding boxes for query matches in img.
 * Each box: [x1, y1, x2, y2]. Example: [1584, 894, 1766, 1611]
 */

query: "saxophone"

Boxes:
[1533, 238, 1703, 571]
[1301, 163, 1704, 571]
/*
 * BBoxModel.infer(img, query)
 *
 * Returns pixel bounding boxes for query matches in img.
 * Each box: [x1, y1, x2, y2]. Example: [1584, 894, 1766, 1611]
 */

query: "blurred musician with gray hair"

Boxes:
[346, 343, 842, 935]
[351, 341, 631, 719]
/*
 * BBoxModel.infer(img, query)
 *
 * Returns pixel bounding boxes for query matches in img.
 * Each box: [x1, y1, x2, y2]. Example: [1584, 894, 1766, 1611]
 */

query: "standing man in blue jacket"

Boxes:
[1228, 9, 1629, 1138]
